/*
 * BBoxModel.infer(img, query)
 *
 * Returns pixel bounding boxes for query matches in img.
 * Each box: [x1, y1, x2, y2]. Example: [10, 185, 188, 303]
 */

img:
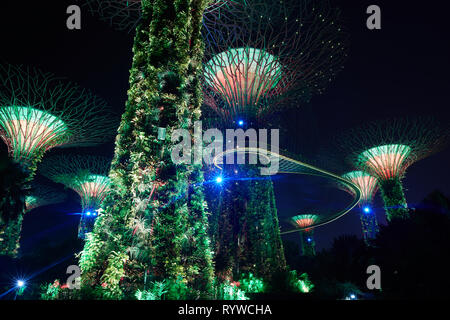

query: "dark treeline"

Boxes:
[283, 190, 450, 300]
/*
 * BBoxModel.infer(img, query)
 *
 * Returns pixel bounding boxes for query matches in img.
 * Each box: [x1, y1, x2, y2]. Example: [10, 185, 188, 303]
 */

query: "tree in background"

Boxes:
[40, 154, 111, 239]
[339, 117, 449, 221]
[202, 0, 348, 281]
[341, 171, 379, 244]
[289, 214, 319, 256]
[0, 64, 117, 257]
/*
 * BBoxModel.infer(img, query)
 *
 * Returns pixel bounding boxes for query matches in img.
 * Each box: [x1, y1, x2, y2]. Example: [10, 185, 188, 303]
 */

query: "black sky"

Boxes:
[0, 0, 449, 257]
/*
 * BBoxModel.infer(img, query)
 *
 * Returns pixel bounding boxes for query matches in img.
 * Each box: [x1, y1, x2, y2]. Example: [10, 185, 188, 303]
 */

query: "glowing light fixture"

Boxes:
[40, 155, 111, 239]
[0, 106, 69, 163]
[204, 47, 283, 120]
[358, 144, 412, 180]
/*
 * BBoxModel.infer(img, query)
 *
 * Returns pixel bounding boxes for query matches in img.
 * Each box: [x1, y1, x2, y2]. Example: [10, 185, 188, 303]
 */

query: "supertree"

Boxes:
[202, 0, 348, 281]
[39, 154, 112, 239]
[340, 117, 449, 221]
[0, 64, 117, 257]
[25, 183, 66, 213]
[203, 0, 348, 125]
[73, 0, 219, 300]
[290, 214, 319, 256]
[341, 171, 379, 243]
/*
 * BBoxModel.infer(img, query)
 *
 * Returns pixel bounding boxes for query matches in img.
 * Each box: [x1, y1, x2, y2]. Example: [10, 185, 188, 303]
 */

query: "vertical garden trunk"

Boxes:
[0, 213, 24, 257]
[380, 178, 409, 221]
[208, 165, 286, 281]
[300, 230, 315, 257]
[78, 210, 97, 240]
[0, 159, 36, 257]
[359, 208, 379, 244]
[78, 0, 214, 299]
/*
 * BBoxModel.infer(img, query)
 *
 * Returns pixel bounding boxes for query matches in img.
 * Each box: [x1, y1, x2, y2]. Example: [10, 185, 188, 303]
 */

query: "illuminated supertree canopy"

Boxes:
[203, 0, 349, 124]
[210, 144, 361, 278]
[341, 171, 379, 243]
[0, 64, 117, 257]
[25, 183, 67, 213]
[204, 47, 282, 115]
[358, 144, 412, 181]
[0, 64, 118, 174]
[0, 107, 68, 165]
[341, 171, 378, 206]
[291, 214, 319, 232]
[39, 154, 112, 239]
[290, 214, 319, 256]
[340, 117, 450, 221]
[202, 0, 348, 280]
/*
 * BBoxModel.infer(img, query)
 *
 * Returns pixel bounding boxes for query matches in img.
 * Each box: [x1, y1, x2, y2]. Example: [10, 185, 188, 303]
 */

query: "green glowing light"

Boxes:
[290, 214, 318, 256]
[342, 171, 378, 204]
[40, 155, 111, 212]
[25, 196, 38, 211]
[0, 106, 69, 162]
[291, 214, 319, 230]
[71, 174, 111, 210]
[341, 171, 380, 243]
[204, 47, 283, 118]
[358, 144, 412, 180]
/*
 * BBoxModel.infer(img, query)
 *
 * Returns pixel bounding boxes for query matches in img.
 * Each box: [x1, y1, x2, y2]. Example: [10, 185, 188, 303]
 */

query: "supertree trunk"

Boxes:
[248, 179, 286, 276]
[78, 0, 214, 299]
[299, 231, 315, 257]
[210, 165, 286, 281]
[379, 178, 409, 221]
[359, 209, 379, 244]
[0, 212, 24, 257]
[0, 159, 38, 257]
[78, 214, 97, 239]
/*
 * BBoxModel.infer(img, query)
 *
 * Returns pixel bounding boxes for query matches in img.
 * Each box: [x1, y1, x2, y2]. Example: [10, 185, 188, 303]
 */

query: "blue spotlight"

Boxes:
[350, 293, 356, 300]
[17, 280, 25, 288]
[363, 206, 371, 214]
[238, 120, 244, 126]
[307, 237, 312, 243]
[215, 176, 223, 184]
[86, 211, 91, 216]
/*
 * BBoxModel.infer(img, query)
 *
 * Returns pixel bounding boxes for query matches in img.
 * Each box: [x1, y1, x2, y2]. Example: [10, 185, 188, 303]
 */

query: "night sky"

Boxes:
[0, 0, 449, 279]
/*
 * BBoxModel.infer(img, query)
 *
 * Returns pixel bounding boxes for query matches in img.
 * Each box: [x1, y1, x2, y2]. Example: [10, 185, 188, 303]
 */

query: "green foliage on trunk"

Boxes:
[208, 165, 286, 281]
[300, 231, 316, 257]
[77, 0, 214, 299]
[359, 209, 379, 245]
[380, 177, 409, 221]
[0, 157, 37, 257]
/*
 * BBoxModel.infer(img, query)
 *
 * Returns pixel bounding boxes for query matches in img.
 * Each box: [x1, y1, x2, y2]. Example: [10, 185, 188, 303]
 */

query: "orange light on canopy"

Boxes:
[72, 175, 111, 211]
[0, 106, 69, 163]
[204, 47, 283, 120]
[341, 171, 379, 206]
[290, 214, 319, 232]
[358, 144, 412, 180]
